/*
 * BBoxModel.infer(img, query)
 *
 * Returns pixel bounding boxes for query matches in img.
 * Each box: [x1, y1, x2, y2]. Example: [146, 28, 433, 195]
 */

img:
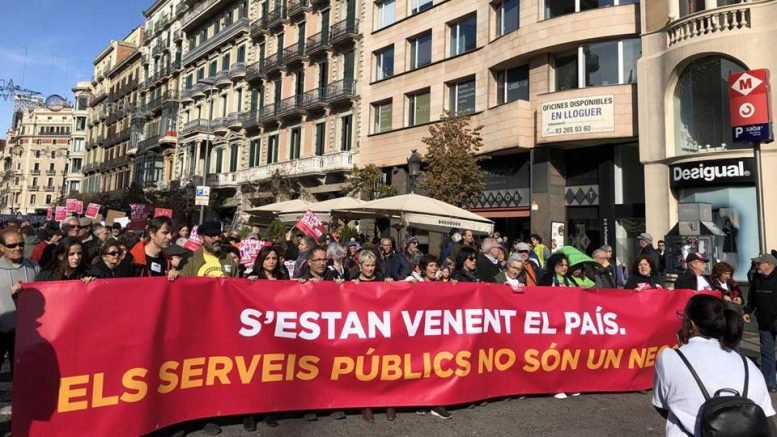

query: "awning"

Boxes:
[276, 196, 366, 224]
[245, 198, 312, 222]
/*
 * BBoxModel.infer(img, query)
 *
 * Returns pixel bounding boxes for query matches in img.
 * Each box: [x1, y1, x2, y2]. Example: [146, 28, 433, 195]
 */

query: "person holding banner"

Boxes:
[352, 250, 391, 283]
[406, 254, 439, 283]
[248, 246, 289, 281]
[36, 237, 95, 283]
[129, 216, 174, 278]
[300, 247, 330, 282]
[86, 241, 133, 279]
[538, 253, 577, 287]
[178, 221, 239, 279]
[624, 256, 663, 291]
[451, 247, 480, 282]
[324, 243, 350, 281]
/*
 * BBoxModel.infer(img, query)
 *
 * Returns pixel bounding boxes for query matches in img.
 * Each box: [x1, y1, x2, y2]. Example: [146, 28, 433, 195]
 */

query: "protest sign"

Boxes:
[84, 203, 101, 220]
[128, 204, 150, 231]
[54, 207, 66, 222]
[295, 210, 326, 239]
[105, 210, 126, 226]
[154, 208, 173, 218]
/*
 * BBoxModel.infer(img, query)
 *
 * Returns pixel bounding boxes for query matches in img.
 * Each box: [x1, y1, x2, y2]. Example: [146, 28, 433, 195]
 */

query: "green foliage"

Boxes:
[419, 111, 487, 207]
[239, 226, 254, 238]
[338, 225, 360, 243]
[346, 164, 396, 200]
[265, 219, 288, 244]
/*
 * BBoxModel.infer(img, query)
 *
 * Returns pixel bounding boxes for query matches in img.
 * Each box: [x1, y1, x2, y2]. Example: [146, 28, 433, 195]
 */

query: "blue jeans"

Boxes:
[759, 321, 777, 388]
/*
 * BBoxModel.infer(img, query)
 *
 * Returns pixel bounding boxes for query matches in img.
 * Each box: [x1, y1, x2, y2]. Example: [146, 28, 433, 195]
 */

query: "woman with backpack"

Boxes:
[652, 294, 776, 436]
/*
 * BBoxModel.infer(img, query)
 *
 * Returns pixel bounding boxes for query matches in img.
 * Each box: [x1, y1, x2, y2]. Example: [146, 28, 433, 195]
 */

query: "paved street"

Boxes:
[0, 331, 773, 436]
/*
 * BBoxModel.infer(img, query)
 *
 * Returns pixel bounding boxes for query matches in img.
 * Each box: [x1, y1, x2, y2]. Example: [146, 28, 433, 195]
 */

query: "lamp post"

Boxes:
[198, 78, 217, 224]
[407, 149, 422, 194]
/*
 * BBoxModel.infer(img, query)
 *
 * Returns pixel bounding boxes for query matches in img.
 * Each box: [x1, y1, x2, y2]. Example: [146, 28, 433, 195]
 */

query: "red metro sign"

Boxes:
[729, 69, 772, 142]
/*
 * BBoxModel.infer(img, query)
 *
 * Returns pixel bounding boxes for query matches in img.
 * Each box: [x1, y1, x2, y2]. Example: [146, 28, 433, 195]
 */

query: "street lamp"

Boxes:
[407, 149, 422, 193]
[198, 78, 217, 224]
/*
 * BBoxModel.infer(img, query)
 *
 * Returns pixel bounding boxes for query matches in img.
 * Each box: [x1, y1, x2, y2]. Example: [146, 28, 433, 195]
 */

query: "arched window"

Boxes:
[674, 56, 747, 156]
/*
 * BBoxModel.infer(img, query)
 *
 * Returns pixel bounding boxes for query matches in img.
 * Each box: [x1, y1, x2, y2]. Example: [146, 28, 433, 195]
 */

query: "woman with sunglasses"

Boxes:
[451, 247, 480, 282]
[86, 241, 133, 279]
[36, 237, 95, 283]
[653, 294, 776, 436]
[248, 246, 289, 281]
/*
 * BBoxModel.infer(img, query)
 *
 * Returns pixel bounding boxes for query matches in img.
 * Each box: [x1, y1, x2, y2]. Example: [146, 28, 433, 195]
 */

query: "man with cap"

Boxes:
[163, 244, 190, 272]
[744, 253, 777, 391]
[673, 252, 712, 291]
[178, 221, 239, 279]
[637, 233, 661, 271]
[514, 242, 539, 286]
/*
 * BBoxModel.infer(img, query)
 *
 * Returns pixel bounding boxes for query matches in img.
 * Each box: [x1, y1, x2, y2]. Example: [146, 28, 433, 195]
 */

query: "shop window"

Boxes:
[545, 0, 638, 19]
[497, 64, 529, 104]
[449, 14, 476, 57]
[448, 78, 476, 115]
[408, 89, 431, 126]
[673, 56, 747, 156]
[375, 46, 394, 81]
[409, 31, 432, 70]
[373, 100, 393, 134]
[496, 0, 519, 36]
[376, 0, 396, 29]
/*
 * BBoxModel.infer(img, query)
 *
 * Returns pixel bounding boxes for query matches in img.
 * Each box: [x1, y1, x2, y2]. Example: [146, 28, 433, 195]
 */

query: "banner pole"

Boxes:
[754, 141, 767, 253]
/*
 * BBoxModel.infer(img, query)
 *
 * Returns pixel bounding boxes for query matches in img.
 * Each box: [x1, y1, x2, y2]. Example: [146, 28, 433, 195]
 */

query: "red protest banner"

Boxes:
[14, 280, 697, 437]
[239, 239, 269, 268]
[65, 199, 79, 212]
[84, 203, 101, 219]
[154, 208, 173, 218]
[54, 207, 67, 222]
[128, 204, 150, 231]
[295, 209, 326, 239]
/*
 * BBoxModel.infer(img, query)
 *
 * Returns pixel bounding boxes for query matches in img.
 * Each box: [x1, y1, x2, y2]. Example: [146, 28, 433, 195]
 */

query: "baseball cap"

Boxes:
[78, 217, 92, 227]
[752, 253, 777, 266]
[198, 220, 223, 237]
[163, 244, 190, 257]
[637, 233, 653, 243]
[516, 242, 531, 252]
[686, 252, 709, 263]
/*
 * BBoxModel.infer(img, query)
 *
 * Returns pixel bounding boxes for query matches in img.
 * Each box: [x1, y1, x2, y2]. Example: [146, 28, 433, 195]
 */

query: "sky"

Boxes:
[0, 0, 152, 138]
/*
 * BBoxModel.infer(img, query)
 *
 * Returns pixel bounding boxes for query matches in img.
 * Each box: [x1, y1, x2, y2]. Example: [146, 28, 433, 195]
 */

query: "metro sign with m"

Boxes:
[729, 69, 772, 142]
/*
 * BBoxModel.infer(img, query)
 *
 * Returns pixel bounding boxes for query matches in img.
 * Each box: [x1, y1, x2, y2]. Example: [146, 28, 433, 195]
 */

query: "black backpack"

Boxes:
[674, 349, 770, 437]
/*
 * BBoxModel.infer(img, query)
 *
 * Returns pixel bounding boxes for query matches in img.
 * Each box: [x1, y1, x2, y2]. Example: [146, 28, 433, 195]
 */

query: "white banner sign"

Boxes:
[541, 95, 615, 137]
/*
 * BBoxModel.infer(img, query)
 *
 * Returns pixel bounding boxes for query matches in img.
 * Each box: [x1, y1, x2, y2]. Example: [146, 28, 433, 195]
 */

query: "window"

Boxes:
[373, 100, 392, 133]
[375, 46, 394, 81]
[267, 134, 279, 164]
[408, 89, 431, 126]
[72, 158, 82, 172]
[290, 127, 302, 159]
[411, 0, 433, 15]
[449, 78, 476, 115]
[222, 53, 231, 71]
[49, 163, 55, 171]
[47, 177, 53, 187]
[30, 195, 36, 205]
[409, 32, 432, 69]
[215, 148, 224, 173]
[76, 117, 86, 131]
[497, 64, 529, 104]
[46, 195, 52, 204]
[209, 61, 218, 77]
[73, 138, 84, 152]
[340, 115, 352, 151]
[237, 45, 246, 63]
[248, 139, 261, 167]
[197, 68, 205, 81]
[376, 0, 396, 29]
[554, 51, 578, 91]
[315, 123, 326, 156]
[583, 41, 619, 86]
[622, 38, 641, 84]
[496, 0, 519, 36]
[450, 15, 476, 57]
[545, 0, 637, 19]
[674, 56, 748, 156]
[77, 96, 89, 111]
[229, 143, 238, 172]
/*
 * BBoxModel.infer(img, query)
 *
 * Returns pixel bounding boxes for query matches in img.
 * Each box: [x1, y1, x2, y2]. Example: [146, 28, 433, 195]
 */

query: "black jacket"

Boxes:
[674, 271, 711, 291]
[476, 253, 503, 283]
[593, 264, 618, 289]
[86, 260, 133, 279]
[379, 252, 404, 280]
[452, 269, 480, 282]
[36, 269, 87, 281]
[624, 273, 662, 290]
[323, 264, 350, 281]
[745, 269, 777, 329]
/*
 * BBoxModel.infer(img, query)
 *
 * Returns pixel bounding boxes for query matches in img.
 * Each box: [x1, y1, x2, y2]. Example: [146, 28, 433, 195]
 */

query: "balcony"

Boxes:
[44, 186, 57, 192]
[283, 42, 306, 67]
[259, 102, 280, 124]
[226, 112, 244, 129]
[306, 31, 330, 58]
[182, 0, 231, 31]
[326, 79, 357, 105]
[172, 29, 183, 42]
[175, 1, 188, 17]
[287, 0, 310, 19]
[139, 135, 161, 152]
[89, 92, 107, 107]
[263, 54, 284, 77]
[667, 3, 752, 47]
[206, 172, 238, 187]
[266, 7, 286, 30]
[182, 17, 249, 67]
[191, 82, 206, 99]
[242, 110, 261, 130]
[31, 169, 40, 176]
[237, 151, 355, 183]
[82, 163, 96, 173]
[46, 169, 56, 176]
[181, 88, 194, 103]
[152, 42, 168, 58]
[250, 18, 269, 39]
[181, 119, 209, 136]
[277, 95, 304, 119]
[212, 117, 228, 134]
[214, 71, 231, 88]
[246, 61, 264, 82]
[329, 19, 359, 47]
[229, 62, 246, 80]
[142, 53, 150, 65]
[160, 130, 178, 145]
[163, 89, 180, 102]
[29, 185, 39, 192]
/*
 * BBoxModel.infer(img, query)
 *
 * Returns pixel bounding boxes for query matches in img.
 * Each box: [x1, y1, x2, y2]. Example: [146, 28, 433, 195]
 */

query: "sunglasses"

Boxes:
[2, 242, 24, 249]
[103, 251, 122, 257]
[466, 256, 477, 261]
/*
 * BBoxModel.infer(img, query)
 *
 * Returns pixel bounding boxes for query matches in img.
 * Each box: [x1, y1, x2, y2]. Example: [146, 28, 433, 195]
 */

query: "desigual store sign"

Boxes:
[669, 158, 755, 188]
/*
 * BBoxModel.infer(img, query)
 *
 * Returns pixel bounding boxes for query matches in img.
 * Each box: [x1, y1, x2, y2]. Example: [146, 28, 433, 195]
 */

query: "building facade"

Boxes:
[639, 0, 777, 279]
[65, 82, 91, 194]
[360, 0, 643, 257]
[1, 106, 74, 214]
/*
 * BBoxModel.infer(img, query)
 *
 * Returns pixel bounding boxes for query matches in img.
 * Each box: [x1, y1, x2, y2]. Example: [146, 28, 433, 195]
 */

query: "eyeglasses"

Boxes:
[103, 251, 122, 257]
[518, 250, 529, 254]
[2, 242, 24, 249]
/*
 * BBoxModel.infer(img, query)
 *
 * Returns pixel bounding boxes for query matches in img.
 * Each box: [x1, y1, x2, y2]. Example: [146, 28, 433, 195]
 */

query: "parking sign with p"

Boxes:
[729, 69, 772, 142]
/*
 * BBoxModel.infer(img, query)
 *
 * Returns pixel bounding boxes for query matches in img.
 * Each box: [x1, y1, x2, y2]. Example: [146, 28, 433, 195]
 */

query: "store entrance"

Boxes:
[566, 218, 603, 256]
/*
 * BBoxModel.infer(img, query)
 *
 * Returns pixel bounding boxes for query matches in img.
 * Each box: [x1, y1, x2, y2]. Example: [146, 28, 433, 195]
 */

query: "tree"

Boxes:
[419, 111, 487, 207]
[346, 164, 397, 200]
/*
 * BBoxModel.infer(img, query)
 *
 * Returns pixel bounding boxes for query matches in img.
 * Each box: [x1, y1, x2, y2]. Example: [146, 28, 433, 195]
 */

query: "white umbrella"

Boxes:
[334, 193, 494, 235]
[276, 196, 366, 224]
[245, 199, 312, 221]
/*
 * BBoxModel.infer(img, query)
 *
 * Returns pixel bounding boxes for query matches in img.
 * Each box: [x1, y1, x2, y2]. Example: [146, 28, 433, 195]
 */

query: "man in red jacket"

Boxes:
[129, 216, 174, 278]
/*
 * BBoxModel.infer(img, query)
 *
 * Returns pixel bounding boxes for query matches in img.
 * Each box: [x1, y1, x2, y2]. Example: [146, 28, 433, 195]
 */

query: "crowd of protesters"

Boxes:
[1, 215, 777, 434]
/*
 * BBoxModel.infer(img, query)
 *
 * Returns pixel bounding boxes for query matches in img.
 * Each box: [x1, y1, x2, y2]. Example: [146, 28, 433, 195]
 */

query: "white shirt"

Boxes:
[652, 337, 775, 436]
[696, 275, 711, 291]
